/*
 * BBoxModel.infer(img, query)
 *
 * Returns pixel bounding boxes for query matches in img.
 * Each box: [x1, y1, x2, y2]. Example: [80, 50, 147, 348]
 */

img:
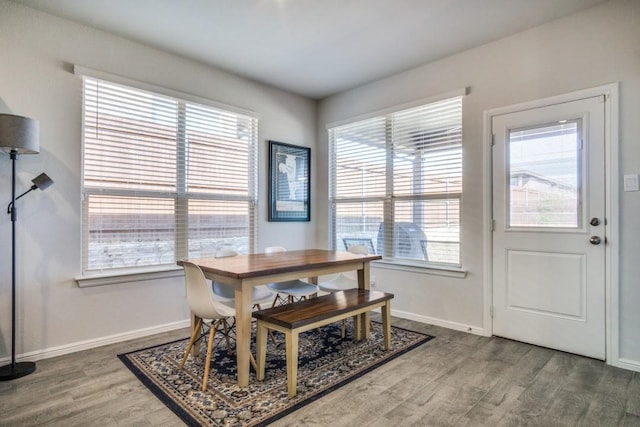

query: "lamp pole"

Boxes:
[0, 151, 36, 380]
[10, 151, 19, 373]
[0, 113, 49, 381]
[9, 150, 37, 377]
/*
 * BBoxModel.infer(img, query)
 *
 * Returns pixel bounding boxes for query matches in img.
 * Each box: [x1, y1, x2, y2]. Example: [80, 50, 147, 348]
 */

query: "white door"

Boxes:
[492, 96, 606, 359]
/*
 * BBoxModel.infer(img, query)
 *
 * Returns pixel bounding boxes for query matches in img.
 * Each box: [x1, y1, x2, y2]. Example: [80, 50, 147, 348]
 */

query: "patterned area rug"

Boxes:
[118, 322, 434, 426]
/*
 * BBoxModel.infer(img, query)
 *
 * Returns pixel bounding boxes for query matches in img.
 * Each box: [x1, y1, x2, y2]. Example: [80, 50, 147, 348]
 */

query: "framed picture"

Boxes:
[268, 140, 310, 221]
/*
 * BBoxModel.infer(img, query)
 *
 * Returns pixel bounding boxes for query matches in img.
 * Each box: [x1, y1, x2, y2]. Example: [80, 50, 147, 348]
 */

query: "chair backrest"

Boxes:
[212, 249, 239, 299]
[265, 246, 286, 254]
[343, 238, 375, 254]
[376, 222, 426, 260]
[183, 261, 227, 319]
[216, 248, 239, 258]
[341, 244, 370, 281]
[348, 244, 369, 255]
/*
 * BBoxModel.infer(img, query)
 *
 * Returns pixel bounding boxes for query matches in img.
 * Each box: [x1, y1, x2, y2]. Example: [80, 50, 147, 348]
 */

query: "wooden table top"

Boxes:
[178, 249, 381, 280]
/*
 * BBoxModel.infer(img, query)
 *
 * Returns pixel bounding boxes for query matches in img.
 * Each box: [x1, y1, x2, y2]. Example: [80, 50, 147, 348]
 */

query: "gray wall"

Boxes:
[0, 1, 317, 358]
[317, 0, 640, 369]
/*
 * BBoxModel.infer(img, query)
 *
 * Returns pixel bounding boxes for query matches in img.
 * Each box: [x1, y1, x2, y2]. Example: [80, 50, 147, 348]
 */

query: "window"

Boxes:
[508, 120, 581, 228]
[81, 76, 258, 274]
[329, 95, 463, 266]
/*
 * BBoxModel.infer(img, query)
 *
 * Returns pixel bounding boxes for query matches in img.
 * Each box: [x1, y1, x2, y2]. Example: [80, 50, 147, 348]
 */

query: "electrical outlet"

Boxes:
[624, 174, 639, 192]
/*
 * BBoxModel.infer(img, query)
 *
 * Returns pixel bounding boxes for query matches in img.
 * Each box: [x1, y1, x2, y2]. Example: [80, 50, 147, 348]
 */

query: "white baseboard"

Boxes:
[615, 358, 640, 373]
[390, 308, 488, 336]
[0, 319, 190, 364]
[390, 311, 639, 372]
[8, 314, 635, 374]
[5, 315, 637, 373]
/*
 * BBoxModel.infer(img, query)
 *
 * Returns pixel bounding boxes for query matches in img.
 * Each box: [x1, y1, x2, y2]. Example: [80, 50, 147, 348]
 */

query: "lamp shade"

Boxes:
[31, 173, 53, 191]
[0, 114, 39, 154]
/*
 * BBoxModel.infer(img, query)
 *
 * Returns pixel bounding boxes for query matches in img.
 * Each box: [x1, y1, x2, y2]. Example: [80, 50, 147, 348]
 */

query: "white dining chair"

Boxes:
[264, 246, 319, 307]
[211, 248, 277, 344]
[319, 244, 376, 337]
[211, 248, 274, 309]
[319, 244, 375, 292]
[179, 261, 258, 391]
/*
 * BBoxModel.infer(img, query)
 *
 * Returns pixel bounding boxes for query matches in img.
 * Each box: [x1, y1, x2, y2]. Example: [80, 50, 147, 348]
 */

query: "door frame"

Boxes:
[482, 83, 620, 366]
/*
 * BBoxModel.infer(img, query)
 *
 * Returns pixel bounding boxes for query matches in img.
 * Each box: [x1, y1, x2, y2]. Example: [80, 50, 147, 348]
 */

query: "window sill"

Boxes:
[75, 259, 466, 287]
[75, 267, 184, 288]
[371, 259, 467, 278]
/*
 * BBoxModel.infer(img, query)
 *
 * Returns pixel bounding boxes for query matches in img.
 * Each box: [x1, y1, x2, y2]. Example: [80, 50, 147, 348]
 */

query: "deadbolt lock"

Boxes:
[590, 218, 601, 226]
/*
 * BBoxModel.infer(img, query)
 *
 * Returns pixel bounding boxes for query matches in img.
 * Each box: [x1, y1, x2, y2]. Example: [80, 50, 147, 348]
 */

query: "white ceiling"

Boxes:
[12, 0, 608, 99]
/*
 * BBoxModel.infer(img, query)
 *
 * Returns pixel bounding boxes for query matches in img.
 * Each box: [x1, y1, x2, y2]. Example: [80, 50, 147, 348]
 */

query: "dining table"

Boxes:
[178, 248, 382, 387]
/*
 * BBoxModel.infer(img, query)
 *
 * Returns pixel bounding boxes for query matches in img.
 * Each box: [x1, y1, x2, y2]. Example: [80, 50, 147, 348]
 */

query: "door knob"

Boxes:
[590, 218, 601, 226]
[589, 236, 602, 245]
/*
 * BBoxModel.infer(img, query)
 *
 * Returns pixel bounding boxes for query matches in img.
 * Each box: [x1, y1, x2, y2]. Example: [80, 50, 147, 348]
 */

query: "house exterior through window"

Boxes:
[80, 77, 258, 274]
[328, 95, 463, 267]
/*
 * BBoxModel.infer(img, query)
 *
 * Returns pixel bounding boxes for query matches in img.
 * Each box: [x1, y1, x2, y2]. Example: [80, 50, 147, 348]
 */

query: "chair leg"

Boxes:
[222, 318, 232, 353]
[180, 317, 203, 369]
[268, 329, 277, 345]
[336, 317, 369, 339]
[202, 319, 218, 391]
[249, 353, 258, 373]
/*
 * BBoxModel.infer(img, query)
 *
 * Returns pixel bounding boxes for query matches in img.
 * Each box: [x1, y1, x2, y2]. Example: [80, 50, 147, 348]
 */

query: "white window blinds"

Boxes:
[329, 95, 462, 266]
[81, 77, 258, 274]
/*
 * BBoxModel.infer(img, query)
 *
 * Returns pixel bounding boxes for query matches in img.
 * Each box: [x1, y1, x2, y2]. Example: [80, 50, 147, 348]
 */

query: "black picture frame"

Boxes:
[268, 140, 310, 221]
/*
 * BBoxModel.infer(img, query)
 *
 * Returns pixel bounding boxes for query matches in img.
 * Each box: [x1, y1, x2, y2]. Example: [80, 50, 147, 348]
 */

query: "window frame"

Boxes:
[328, 89, 466, 271]
[75, 66, 259, 282]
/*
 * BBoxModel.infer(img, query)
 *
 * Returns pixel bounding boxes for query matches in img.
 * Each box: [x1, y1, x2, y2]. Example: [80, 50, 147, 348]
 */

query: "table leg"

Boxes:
[308, 276, 318, 297]
[235, 281, 253, 387]
[354, 314, 362, 341]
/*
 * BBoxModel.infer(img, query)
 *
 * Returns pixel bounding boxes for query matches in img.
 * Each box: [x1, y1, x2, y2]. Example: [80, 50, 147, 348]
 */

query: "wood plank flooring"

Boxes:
[1, 317, 638, 426]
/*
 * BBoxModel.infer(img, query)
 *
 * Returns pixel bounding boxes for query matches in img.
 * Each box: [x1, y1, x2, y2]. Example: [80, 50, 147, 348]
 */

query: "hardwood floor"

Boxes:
[1, 317, 638, 426]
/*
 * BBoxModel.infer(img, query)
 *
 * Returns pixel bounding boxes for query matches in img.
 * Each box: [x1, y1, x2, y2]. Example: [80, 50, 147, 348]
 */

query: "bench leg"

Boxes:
[256, 321, 268, 381]
[285, 330, 299, 397]
[354, 314, 362, 341]
[381, 302, 392, 350]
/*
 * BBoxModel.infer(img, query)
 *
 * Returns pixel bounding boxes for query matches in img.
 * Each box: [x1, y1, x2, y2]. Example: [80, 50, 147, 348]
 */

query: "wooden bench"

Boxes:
[252, 288, 394, 397]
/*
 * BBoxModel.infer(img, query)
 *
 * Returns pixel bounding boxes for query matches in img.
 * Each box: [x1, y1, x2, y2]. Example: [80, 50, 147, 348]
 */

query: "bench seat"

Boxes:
[252, 288, 394, 397]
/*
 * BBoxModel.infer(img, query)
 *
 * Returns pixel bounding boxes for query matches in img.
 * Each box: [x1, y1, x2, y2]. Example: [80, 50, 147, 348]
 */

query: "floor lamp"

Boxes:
[0, 113, 53, 381]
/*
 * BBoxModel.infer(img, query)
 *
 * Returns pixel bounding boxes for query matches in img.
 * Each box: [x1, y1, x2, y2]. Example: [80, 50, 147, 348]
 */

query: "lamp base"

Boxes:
[0, 361, 36, 381]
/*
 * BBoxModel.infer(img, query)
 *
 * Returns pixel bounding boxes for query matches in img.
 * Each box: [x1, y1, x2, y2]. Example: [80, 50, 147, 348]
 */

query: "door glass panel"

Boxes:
[508, 120, 582, 228]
